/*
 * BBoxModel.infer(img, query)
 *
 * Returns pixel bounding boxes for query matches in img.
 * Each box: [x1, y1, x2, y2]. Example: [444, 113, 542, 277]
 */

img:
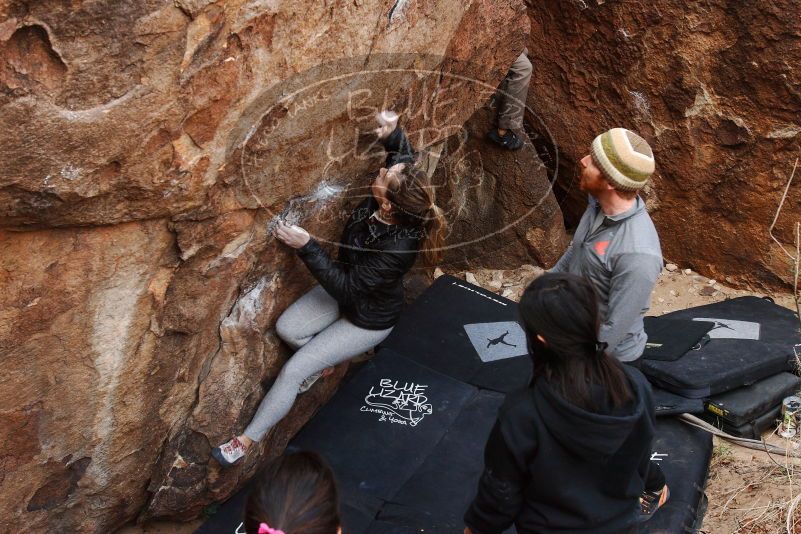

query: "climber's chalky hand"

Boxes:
[374, 110, 399, 140]
[274, 220, 311, 249]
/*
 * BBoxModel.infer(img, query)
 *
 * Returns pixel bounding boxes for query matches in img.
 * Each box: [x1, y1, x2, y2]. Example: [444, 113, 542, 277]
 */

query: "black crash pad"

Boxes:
[642, 418, 713, 534]
[642, 317, 714, 361]
[702, 405, 782, 440]
[364, 522, 418, 534]
[642, 297, 800, 398]
[195, 281, 719, 533]
[375, 389, 505, 530]
[380, 275, 532, 393]
[642, 339, 793, 398]
[196, 416, 713, 534]
[652, 386, 704, 417]
[698, 372, 801, 438]
[705, 371, 801, 427]
[660, 296, 800, 345]
[195, 349, 478, 534]
[289, 348, 477, 504]
[194, 485, 248, 534]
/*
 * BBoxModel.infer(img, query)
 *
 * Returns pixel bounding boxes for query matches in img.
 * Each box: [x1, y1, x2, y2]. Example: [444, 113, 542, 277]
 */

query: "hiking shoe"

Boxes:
[488, 129, 524, 150]
[212, 437, 247, 468]
[298, 370, 324, 394]
[639, 484, 670, 521]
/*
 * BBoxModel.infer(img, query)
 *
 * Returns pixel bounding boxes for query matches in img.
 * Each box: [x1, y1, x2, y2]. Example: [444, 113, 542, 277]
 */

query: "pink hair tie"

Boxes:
[258, 523, 285, 534]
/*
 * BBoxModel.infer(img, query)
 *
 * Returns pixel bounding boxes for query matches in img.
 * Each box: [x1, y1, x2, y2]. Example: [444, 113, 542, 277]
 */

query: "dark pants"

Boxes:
[624, 357, 666, 492]
[497, 51, 532, 130]
[625, 357, 643, 370]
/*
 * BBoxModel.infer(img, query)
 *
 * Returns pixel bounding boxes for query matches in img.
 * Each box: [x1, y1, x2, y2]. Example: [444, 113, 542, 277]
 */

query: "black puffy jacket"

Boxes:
[296, 196, 422, 330]
[465, 366, 655, 534]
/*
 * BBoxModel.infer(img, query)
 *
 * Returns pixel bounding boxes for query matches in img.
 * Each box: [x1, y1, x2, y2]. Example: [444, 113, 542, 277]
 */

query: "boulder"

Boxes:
[524, 0, 801, 290]
[432, 104, 568, 270]
[0, 0, 535, 531]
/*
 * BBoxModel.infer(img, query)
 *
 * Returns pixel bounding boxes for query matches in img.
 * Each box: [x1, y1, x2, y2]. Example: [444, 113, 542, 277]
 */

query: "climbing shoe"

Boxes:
[488, 129, 524, 150]
[639, 484, 670, 521]
[212, 437, 247, 468]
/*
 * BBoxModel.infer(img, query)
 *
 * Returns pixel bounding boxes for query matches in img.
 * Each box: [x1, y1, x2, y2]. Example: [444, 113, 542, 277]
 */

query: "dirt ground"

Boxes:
[122, 264, 800, 534]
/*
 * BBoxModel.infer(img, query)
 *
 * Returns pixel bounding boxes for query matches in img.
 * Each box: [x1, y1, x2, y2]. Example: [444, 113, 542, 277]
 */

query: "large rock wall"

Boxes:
[525, 0, 801, 289]
[434, 104, 568, 269]
[0, 1, 552, 531]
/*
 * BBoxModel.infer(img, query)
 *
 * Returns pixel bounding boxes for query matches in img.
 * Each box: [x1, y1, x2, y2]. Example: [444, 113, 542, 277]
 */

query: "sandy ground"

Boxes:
[122, 264, 800, 534]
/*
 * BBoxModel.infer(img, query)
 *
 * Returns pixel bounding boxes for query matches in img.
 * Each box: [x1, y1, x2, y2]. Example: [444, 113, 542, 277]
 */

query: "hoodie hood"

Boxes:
[533, 366, 653, 462]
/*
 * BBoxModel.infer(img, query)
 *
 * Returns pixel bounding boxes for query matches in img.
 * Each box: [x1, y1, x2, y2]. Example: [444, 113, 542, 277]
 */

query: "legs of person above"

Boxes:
[212, 317, 393, 467]
[242, 348, 332, 441]
[274, 284, 342, 394]
[297, 366, 336, 394]
[489, 51, 532, 151]
[624, 357, 643, 370]
[243, 319, 393, 441]
[498, 51, 533, 131]
[275, 284, 341, 350]
[212, 285, 338, 468]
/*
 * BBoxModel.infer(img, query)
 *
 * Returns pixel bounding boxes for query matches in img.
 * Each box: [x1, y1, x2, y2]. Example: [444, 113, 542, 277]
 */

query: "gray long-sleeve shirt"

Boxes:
[551, 196, 663, 362]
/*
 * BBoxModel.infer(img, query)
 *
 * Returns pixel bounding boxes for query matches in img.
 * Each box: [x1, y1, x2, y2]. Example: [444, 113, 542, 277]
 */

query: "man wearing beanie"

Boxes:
[551, 128, 663, 366]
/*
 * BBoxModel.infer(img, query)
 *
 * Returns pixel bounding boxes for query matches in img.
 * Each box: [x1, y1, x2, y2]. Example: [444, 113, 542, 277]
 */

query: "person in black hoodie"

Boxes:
[464, 272, 669, 534]
[212, 112, 446, 467]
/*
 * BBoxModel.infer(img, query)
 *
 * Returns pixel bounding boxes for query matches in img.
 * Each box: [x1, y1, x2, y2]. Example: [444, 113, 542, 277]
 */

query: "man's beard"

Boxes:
[579, 174, 601, 195]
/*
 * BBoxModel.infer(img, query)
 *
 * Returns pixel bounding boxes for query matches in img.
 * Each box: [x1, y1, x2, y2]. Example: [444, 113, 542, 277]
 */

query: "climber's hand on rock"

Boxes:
[375, 110, 399, 139]
[275, 220, 310, 249]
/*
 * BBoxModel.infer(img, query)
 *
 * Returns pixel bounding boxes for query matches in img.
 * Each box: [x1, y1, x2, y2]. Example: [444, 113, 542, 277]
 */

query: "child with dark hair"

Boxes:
[464, 272, 668, 534]
[244, 451, 341, 534]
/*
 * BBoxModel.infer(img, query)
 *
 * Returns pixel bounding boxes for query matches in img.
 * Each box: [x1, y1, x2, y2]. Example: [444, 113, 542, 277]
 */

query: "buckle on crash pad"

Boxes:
[691, 334, 712, 351]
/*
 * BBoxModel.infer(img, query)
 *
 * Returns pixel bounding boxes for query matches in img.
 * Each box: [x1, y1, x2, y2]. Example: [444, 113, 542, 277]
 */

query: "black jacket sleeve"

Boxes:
[296, 238, 411, 306]
[381, 126, 416, 167]
[465, 396, 538, 534]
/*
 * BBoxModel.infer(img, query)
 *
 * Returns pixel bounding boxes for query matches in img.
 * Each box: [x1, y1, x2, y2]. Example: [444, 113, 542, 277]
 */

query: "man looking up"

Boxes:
[550, 128, 663, 366]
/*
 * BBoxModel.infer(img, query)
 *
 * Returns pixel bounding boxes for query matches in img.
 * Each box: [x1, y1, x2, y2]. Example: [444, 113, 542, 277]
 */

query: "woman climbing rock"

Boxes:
[464, 272, 669, 534]
[213, 112, 446, 467]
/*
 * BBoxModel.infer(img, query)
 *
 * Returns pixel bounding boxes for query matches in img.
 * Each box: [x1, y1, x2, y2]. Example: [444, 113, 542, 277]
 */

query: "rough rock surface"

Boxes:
[433, 104, 568, 269]
[525, 0, 801, 289]
[0, 1, 550, 532]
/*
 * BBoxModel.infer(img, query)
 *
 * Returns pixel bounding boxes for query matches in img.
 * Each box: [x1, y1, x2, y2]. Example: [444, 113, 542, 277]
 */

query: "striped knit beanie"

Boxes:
[590, 128, 655, 191]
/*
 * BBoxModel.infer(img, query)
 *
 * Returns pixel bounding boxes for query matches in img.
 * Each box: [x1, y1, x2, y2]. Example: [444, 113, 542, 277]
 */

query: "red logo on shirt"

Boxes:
[594, 241, 610, 256]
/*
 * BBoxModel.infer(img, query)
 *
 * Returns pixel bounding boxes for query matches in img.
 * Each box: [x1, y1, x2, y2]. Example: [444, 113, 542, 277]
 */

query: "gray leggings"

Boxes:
[243, 285, 393, 441]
